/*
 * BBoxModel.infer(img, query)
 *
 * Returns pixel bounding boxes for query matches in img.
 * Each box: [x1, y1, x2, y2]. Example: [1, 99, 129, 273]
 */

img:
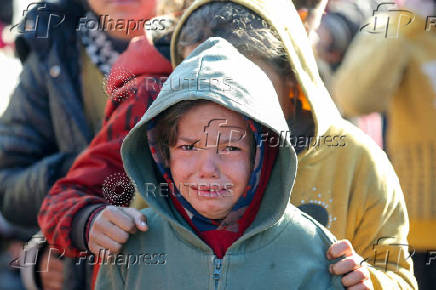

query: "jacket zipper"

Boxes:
[213, 258, 222, 290]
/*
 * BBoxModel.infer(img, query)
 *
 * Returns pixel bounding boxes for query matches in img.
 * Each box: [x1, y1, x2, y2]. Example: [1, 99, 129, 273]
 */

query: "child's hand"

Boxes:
[327, 240, 373, 290]
[88, 206, 148, 256]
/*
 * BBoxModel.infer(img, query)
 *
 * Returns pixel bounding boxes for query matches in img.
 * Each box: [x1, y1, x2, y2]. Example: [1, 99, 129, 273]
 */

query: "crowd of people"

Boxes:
[0, 0, 434, 289]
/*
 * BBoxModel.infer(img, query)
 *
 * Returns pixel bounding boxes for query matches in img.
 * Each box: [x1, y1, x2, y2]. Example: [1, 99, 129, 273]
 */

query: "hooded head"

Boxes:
[122, 37, 297, 257]
[170, 0, 342, 157]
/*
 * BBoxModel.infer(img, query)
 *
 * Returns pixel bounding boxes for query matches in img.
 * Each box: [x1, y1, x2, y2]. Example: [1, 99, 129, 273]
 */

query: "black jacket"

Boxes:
[0, 0, 92, 227]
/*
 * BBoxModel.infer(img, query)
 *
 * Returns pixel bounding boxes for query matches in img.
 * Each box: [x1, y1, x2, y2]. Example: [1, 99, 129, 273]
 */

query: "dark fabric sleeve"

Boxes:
[71, 204, 107, 251]
[0, 53, 79, 227]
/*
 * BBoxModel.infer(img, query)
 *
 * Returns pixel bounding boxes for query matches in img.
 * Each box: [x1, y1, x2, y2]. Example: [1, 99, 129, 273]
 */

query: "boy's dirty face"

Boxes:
[169, 103, 252, 220]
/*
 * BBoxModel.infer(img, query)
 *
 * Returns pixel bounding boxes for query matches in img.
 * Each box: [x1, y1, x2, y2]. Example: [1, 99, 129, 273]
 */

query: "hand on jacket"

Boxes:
[327, 240, 373, 290]
[88, 206, 148, 255]
[39, 247, 64, 290]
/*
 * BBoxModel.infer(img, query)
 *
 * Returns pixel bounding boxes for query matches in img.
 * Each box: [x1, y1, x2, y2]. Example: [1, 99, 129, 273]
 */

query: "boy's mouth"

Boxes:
[190, 184, 232, 198]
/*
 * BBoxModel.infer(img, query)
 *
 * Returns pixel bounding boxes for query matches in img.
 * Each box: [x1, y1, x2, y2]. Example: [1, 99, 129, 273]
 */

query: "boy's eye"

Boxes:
[223, 146, 241, 152]
[180, 144, 195, 151]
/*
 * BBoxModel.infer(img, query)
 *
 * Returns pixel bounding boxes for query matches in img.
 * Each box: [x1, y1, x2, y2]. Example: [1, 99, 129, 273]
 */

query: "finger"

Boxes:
[348, 279, 372, 290]
[341, 268, 370, 287]
[94, 234, 122, 253]
[327, 240, 354, 259]
[89, 241, 107, 257]
[95, 218, 130, 244]
[104, 206, 136, 234]
[329, 256, 361, 275]
[89, 240, 117, 262]
[123, 208, 148, 231]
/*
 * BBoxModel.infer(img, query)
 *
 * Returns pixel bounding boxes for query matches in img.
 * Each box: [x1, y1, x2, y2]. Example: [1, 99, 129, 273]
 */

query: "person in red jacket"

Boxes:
[37, 33, 175, 288]
[38, 35, 172, 257]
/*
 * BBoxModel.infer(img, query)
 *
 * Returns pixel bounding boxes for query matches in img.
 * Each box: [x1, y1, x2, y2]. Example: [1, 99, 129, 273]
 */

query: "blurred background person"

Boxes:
[0, 0, 27, 289]
[333, 0, 436, 289]
[0, 0, 20, 116]
[316, 0, 384, 148]
[0, 0, 13, 49]
[316, 0, 371, 79]
[0, 0, 173, 288]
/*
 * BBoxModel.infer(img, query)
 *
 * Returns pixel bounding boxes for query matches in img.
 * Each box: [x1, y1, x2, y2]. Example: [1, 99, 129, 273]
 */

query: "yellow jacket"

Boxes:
[334, 12, 436, 252]
[132, 0, 418, 288]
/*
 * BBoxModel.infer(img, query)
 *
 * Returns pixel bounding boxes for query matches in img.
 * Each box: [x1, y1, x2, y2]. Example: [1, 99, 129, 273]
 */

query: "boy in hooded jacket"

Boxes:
[96, 36, 344, 290]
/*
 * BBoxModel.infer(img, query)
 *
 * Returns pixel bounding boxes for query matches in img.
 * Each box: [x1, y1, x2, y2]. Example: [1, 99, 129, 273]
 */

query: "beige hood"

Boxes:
[170, 0, 342, 159]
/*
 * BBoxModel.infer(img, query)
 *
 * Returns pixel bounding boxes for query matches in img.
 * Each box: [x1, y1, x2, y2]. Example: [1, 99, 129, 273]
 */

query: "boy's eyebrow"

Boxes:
[177, 137, 201, 145]
[214, 137, 245, 144]
[177, 135, 248, 146]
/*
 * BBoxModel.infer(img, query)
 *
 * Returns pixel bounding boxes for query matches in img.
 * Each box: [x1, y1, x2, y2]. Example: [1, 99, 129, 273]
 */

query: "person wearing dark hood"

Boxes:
[0, 0, 186, 289]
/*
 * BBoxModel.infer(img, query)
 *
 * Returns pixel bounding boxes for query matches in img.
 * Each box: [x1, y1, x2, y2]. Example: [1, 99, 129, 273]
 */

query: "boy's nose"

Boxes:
[198, 149, 219, 179]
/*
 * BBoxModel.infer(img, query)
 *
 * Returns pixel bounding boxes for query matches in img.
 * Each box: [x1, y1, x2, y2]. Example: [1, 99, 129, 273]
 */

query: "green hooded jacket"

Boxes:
[95, 37, 344, 290]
